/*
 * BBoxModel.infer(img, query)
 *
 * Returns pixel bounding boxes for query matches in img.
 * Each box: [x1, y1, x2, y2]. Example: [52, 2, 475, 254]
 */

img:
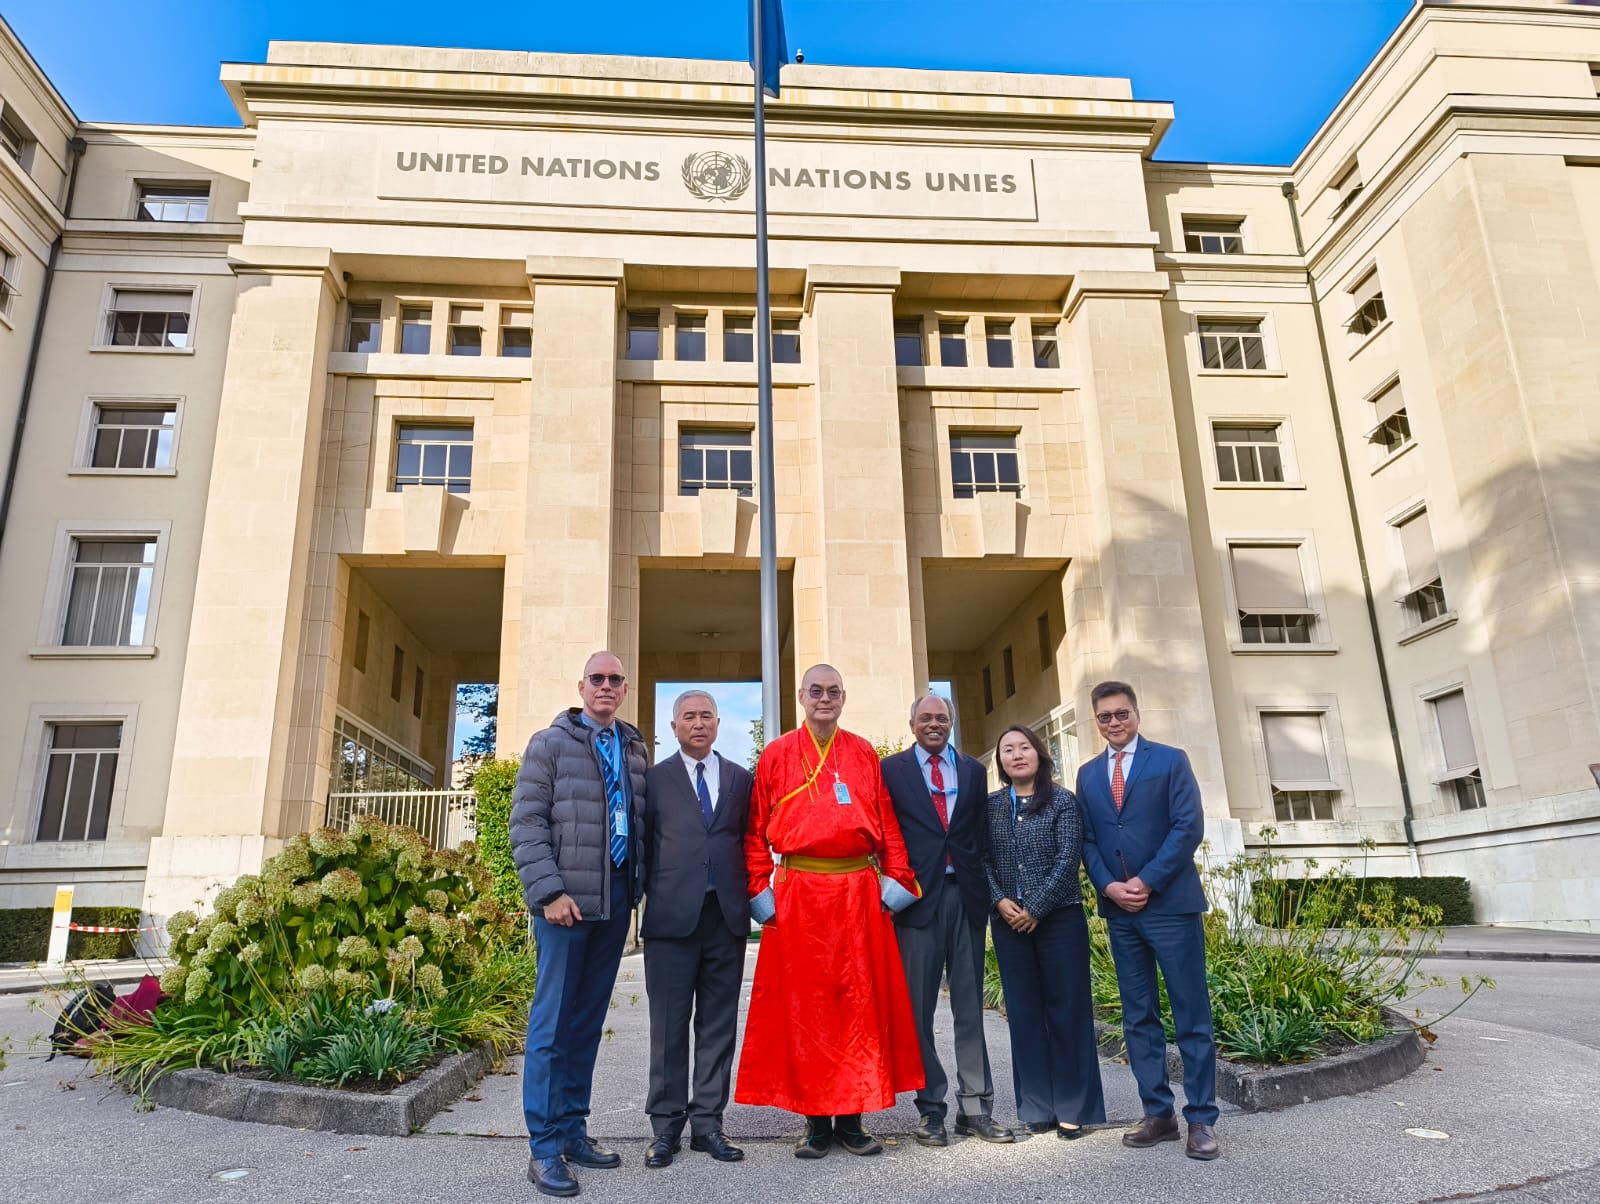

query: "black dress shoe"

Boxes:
[527, 1155, 579, 1198]
[563, 1136, 621, 1169]
[1023, 1120, 1056, 1135]
[911, 1114, 949, 1147]
[834, 1115, 884, 1157]
[795, 1116, 833, 1159]
[644, 1136, 680, 1168]
[690, 1131, 745, 1162]
[1057, 1124, 1087, 1141]
[954, 1113, 1017, 1143]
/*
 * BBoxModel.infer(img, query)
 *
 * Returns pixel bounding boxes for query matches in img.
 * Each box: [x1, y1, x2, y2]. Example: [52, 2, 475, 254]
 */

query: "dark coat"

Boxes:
[981, 783, 1085, 922]
[1075, 739, 1208, 917]
[880, 746, 990, 929]
[510, 708, 648, 920]
[641, 751, 753, 940]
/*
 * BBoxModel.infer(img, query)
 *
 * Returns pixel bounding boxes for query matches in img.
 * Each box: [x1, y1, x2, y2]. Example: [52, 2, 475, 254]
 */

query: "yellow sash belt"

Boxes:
[780, 854, 872, 874]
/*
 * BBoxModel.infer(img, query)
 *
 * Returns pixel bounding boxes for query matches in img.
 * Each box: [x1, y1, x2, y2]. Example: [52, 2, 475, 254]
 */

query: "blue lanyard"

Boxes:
[1007, 787, 1025, 899]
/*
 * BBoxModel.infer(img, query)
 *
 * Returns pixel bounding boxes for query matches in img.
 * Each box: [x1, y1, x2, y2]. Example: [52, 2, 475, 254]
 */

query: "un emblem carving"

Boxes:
[681, 151, 753, 202]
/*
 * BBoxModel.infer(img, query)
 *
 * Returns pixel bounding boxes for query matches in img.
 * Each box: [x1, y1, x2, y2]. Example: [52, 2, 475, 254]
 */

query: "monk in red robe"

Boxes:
[736, 663, 925, 1158]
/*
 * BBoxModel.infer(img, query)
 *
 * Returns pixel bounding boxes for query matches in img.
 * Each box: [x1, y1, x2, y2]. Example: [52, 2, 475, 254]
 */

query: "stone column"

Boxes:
[1064, 272, 1230, 819]
[798, 266, 917, 742]
[147, 246, 343, 921]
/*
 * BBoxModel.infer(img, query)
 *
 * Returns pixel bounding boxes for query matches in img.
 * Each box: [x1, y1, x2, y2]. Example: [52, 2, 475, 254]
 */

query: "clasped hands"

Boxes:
[996, 898, 1038, 934]
[1104, 876, 1151, 913]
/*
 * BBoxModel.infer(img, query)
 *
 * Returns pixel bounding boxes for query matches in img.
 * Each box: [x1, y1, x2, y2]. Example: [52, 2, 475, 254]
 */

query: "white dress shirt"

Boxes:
[1106, 734, 1140, 790]
[679, 749, 720, 811]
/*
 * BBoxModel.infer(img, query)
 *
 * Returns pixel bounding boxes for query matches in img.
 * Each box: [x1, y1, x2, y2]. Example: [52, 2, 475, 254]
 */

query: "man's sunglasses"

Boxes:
[586, 673, 626, 688]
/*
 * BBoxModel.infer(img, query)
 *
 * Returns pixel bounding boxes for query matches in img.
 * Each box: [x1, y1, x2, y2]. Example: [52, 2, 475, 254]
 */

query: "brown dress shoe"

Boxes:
[1122, 1114, 1180, 1148]
[1186, 1122, 1219, 1161]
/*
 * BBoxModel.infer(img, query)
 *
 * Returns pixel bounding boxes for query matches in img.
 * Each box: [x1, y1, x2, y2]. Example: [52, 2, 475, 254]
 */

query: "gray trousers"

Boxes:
[643, 894, 747, 1139]
[896, 881, 995, 1122]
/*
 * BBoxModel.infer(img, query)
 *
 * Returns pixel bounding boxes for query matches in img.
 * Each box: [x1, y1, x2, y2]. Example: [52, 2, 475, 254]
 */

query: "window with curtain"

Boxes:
[1367, 379, 1411, 459]
[35, 723, 122, 842]
[62, 538, 157, 646]
[1261, 711, 1339, 821]
[1230, 544, 1316, 644]
[1430, 690, 1485, 811]
[1395, 508, 1447, 627]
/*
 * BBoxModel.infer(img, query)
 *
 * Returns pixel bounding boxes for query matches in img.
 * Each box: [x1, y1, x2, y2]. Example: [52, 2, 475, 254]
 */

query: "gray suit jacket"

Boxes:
[641, 752, 753, 940]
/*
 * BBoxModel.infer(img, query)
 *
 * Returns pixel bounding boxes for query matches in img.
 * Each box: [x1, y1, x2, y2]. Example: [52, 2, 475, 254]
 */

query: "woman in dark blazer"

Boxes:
[982, 724, 1106, 1138]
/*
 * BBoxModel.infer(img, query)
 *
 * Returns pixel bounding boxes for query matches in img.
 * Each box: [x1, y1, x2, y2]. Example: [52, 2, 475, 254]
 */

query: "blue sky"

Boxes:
[6, 1, 1413, 164]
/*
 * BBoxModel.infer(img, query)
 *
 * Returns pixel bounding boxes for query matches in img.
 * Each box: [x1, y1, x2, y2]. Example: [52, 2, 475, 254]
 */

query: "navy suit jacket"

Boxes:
[1075, 739, 1208, 918]
[881, 746, 990, 929]
[641, 752, 752, 940]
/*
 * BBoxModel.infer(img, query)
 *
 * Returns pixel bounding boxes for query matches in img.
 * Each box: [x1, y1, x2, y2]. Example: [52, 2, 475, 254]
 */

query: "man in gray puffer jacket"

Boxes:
[513, 651, 648, 1198]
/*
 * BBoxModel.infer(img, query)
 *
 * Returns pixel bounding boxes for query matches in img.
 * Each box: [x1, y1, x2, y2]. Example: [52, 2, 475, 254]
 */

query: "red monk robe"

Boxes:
[734, 723, 925, 1115]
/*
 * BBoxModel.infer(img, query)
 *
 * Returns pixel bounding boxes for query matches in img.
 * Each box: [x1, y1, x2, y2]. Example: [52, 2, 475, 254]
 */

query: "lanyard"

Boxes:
[774, 723, 839, 811]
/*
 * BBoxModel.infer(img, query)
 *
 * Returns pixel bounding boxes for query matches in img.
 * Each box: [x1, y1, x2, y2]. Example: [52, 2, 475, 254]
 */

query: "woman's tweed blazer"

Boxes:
[980, 783, 1084, 921]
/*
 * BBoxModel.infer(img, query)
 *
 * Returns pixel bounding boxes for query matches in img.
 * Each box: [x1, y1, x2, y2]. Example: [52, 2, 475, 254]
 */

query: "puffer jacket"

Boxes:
[510, 708, 648, 920]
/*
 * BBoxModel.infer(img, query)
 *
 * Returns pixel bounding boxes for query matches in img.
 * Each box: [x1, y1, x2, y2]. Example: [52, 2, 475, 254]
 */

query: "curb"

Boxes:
[0, 964, 158, 996]
[1095, 1008, 1425, 1112]
[1422, 949, 1600, 965]
[145, 1043, 496, 1136]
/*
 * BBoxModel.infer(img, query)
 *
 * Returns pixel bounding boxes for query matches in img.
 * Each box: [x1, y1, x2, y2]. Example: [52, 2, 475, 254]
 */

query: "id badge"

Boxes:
[612, 808, 627, 836]
[834, 780, 852, 805]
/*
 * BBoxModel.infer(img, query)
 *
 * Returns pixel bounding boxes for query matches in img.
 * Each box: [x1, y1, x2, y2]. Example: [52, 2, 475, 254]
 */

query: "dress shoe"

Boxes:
[690, 1131, 745, 1162]
[527, 1155, 579, 1198]
[1122, 1114, 1180, 1148]
[1057, 1124, 1087, 1141]
[794, 1116, 833, 1159]
[834, 1121, 884, 1157]
[563, 1136, 621, 1169]
[910, 1115, 949, 1147]
[1024, 1120, 1057, 1135]
[644, 1136, 680, 1169]
[1186, 1122, 1220, 1161]
[955, 1113, 1017, 1143]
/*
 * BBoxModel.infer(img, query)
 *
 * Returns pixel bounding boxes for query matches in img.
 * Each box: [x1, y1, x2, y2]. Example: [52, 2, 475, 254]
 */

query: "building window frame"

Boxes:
[134, 180, 211, 223]
[398, 303, 434, 355]
[723, 312, 754, 363]
[770, 315, 802, 364]
[447, 304, 484, 357]
[1422, 684, 1487, 813]
[1195, 314, 1275, 374]
[0, 242, 17, 322]
[1181, 216, 1246, 254]
[949, 430, 1023, 500]
[1210, 419, 1296, 487]
[1364, 375, 1413, 468]
[499, 306, 532, 357]
[1037, 611, 1053, 670]
[393, 422, 474, 495]
[345, 301, 382, 354]
[330, 711, 435, 795]
[1251, 702, 1346, 823]
[0, 104, 36, 174]
[985, 319, 1015, 369]
[72, 395, 184, 476]
[674, 310, 708, 362]
[1222, 535, 1336, 654]
[678, 427, 755, 497]
[1388, 500, 1453, 639]
[938, 318, 969, 368]
[16, 703, 139, 846]
[1031, 320, 1061, 369]
[625, 309, 661, 361]
[894, 316, 925, 367]
[33, 519, 173, 658]
[95, 284, 199, 354]
[1344, 265, 1389, 344]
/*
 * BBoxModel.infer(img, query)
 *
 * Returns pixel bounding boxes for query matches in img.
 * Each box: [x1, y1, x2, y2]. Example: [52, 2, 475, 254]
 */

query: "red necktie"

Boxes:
[929, 756, 952, 867]
[1112, 750, 1126, 812]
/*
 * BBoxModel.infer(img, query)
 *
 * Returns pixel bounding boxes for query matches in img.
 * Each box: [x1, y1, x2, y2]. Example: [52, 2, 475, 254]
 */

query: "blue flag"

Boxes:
[748, 0, 788, 99]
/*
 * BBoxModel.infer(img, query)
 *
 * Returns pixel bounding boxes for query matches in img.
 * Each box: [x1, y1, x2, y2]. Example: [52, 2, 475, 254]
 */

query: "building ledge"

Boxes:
[29, 645, 157, 660]
[1397, 611, 1457, 646]
[1229, 642, 1340, 655]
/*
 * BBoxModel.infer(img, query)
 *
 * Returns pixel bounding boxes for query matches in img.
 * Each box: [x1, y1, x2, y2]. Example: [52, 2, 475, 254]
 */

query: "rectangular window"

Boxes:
[939, 320, 968, 367]
[950, 433, 1022, 499]
[1367, 380, 1412, 458]
[982, 666, 994, 714]
[1199, 319, 1267, 371]
[1395, 508, 1447, 627]
[447, 305, 483, 356]
[136, 182, 210, 222]
[626, 310, 660, 360]
[106, 289, 193, 349]
[1037, 611, 1053, 670]
[1330, 159, 1364, 214]
[0, 245, 16, 318]
[500, 308, 532, 357]
[346, 302, 381, 354]
[1231, 544, 1316, 645]
[391, 646, 405, 702]
[1031, 321, 1060, 369]
[894, 318, 924, 367]
[771, 317, 801, 364]
[723, 313, 753, 362]
[413, 667, 425, 720]
[35, 723, 121, 842]
[1431, 689, 1485, 812]
[394, 424, 473, 494]
[679, 429, 754, 497]
[1183, 218, 1245, 254]
[330, 714, 435, 795]
[354, 610, 370, 673]
[985, 320, 1014, 369]
[0, 108, 34, 172]
[1347, 269, 1387, 338]
[1213, 423, 1285, 483]
[1002, 646, 1016, 697]
[399, 306, 432, 355]
[89, 403, 177, 470]
[1261, 712, 1339, 821]
[675, 312, 707, 362]
[62, 538, 157, 646]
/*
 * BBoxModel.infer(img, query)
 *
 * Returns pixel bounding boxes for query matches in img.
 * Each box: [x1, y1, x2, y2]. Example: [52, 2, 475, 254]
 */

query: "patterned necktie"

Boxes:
[1111, 749, 1126, 813]
[929, 754, 952, 868]
[598, 727, 627, 866]
[695, 761, 714, 828]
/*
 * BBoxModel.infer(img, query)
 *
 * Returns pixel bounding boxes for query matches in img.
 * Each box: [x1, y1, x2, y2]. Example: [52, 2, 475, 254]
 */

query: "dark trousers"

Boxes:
[523, 869, 631, 1158]
[643, 893, 747, 1139]
[1106, 910, 1218, 1126]
[989, 903, 1106, 1128]
[897, 881, 994, 1122]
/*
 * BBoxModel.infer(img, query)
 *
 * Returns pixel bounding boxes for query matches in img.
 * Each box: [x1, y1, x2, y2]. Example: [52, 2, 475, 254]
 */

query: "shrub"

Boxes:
[471, 757, 526, 914]
[0, 906, 144, 962]
[1253, 876, 1473, 927]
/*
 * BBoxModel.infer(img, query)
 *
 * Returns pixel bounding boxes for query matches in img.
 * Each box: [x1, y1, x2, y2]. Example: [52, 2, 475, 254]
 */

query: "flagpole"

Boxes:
[752, 0, 782, 742]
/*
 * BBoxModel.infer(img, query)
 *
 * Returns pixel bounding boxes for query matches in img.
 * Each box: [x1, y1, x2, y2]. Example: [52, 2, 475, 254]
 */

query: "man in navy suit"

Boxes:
[1075, 681, 1219, 1161]
[640, 689, 753, 1170]
[881, 694, 1013, 1148]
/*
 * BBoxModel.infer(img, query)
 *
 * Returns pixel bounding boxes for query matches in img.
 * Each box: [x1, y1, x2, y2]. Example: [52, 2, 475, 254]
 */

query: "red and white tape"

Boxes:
[66, 922, 164, 933]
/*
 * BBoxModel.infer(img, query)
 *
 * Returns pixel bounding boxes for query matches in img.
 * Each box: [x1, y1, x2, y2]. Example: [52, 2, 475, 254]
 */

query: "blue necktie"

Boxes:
[695, 761, 714, 828]
[598, 728, 627, 867]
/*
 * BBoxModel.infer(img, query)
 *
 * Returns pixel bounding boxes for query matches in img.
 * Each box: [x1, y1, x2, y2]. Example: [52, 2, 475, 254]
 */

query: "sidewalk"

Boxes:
[0, 957, 166, 996]
[1431, 925, 1600, 963]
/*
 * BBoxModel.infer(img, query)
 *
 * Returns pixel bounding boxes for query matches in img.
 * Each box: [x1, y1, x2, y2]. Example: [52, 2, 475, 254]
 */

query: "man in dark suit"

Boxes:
[640, 688, 753, 1169]
[881, 693, 1014, 1148]
[1075, 680, 1219, 1162]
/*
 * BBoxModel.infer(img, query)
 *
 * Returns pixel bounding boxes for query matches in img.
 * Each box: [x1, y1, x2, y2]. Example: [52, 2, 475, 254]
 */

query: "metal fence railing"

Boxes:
[325, 790, 476, 850]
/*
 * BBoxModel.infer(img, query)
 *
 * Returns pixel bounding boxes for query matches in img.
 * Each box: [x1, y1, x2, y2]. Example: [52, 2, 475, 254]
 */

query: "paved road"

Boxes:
[1408, 957, 1600, 1051]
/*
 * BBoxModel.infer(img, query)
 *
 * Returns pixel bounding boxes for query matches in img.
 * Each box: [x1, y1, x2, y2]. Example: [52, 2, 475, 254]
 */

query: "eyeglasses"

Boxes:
[1094, 709, 1133, 725]
[586, 673, 626, 688]
[804, 686, 843, 701]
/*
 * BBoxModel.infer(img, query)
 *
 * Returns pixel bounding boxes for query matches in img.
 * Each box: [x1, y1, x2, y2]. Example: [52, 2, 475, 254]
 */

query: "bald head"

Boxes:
[577, 650, 627, 724]
[798, 663, 845, 734]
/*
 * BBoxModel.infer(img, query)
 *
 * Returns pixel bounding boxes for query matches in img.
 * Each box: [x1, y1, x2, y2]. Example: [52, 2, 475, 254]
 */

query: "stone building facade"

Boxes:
[1, 1, 1597, 931]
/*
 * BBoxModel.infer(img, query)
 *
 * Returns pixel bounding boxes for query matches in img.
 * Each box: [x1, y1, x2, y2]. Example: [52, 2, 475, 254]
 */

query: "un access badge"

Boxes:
[834, 781, 852, 805]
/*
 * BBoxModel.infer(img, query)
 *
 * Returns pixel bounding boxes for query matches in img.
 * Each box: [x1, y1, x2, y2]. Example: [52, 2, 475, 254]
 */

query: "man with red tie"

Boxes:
[881, 694, 1014, 1147]
[1076, 680, 1219, 1162]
